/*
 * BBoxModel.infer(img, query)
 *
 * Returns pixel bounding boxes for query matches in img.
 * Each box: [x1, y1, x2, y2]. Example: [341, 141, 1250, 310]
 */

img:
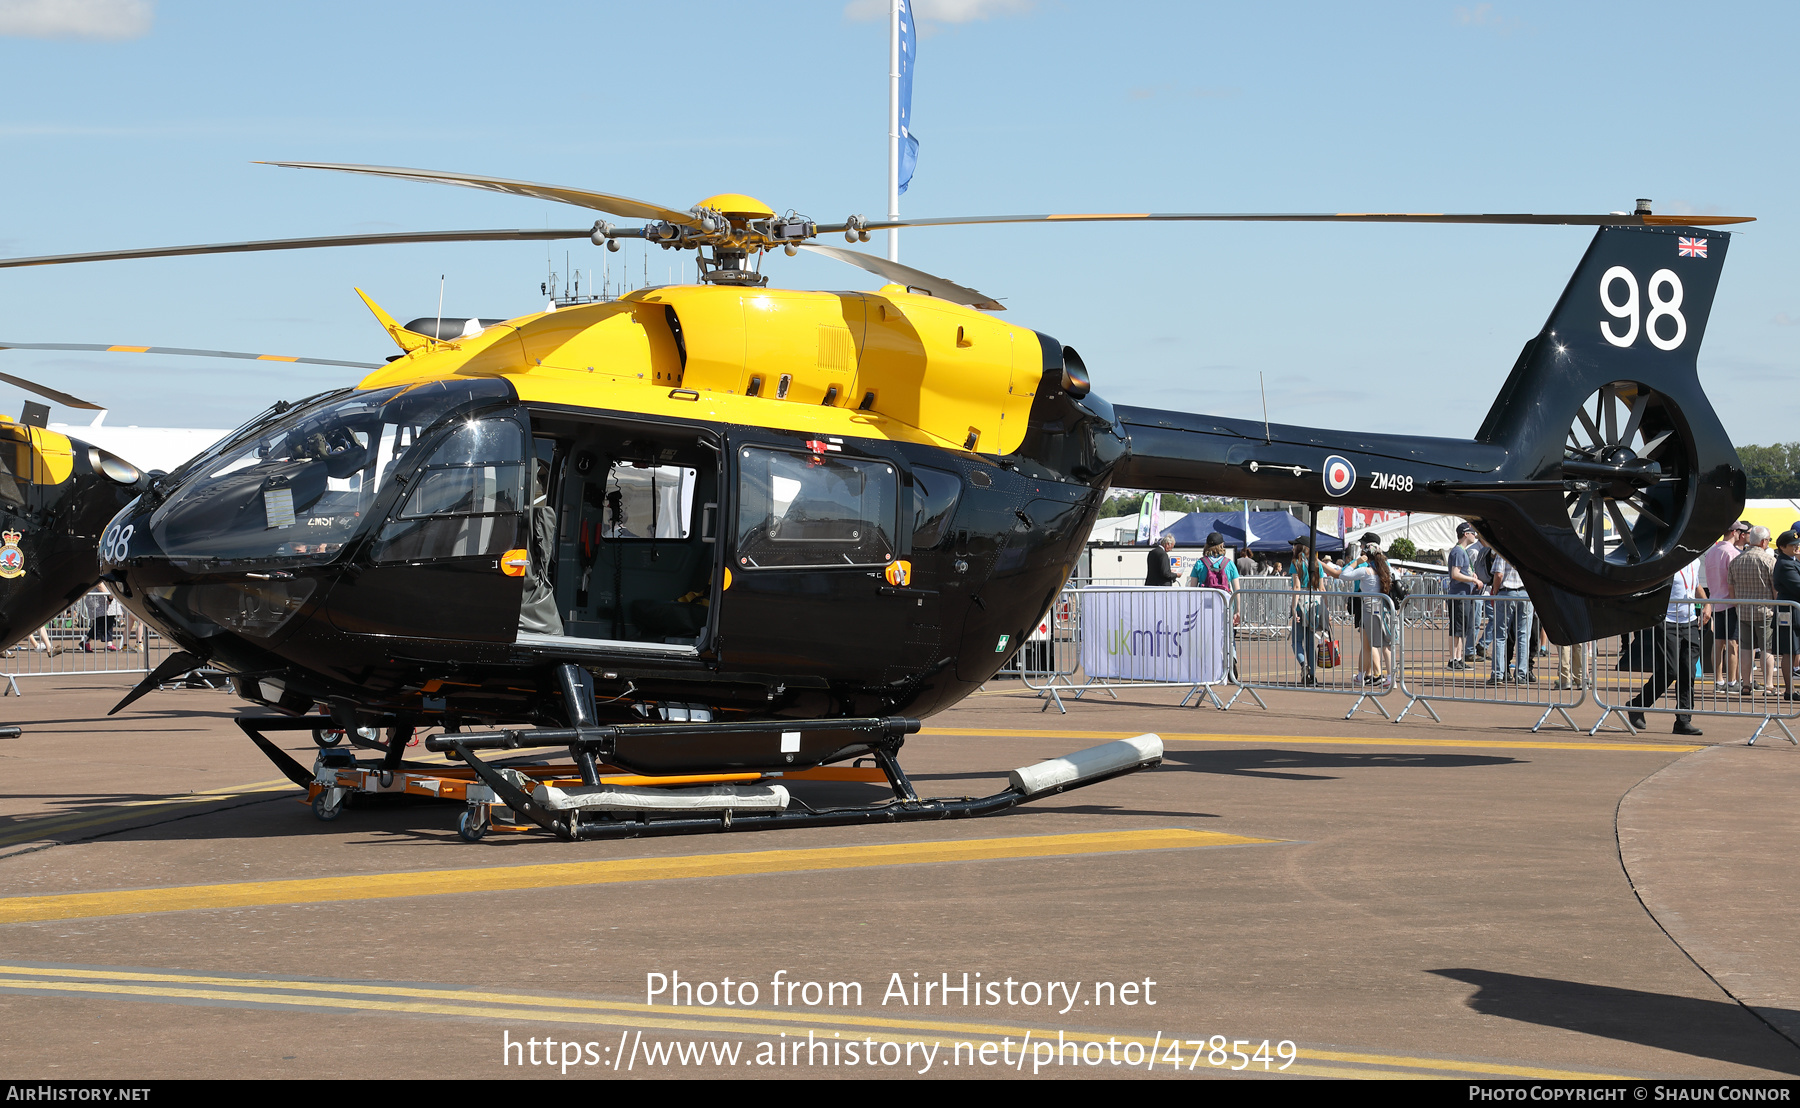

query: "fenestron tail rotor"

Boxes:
[1563, 381, 1685, 565]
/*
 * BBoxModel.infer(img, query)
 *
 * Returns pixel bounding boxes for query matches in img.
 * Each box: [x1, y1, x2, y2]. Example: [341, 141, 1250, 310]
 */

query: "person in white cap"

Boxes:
[1445, 522, 1482, 671]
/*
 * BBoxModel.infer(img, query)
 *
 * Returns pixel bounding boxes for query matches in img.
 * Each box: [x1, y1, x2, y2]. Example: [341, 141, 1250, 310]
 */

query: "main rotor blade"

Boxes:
[0, 228, 593, 270]
[799, 244, 1004, 311]
[826, 211, 1756, 232]
[0, 371, 102, 410]
[0, 341, 381, 370]
[264, 162, 704, 228]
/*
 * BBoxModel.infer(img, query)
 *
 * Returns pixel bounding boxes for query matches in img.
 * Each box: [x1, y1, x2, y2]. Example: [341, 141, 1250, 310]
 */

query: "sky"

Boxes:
[0, 0, 1794, 450]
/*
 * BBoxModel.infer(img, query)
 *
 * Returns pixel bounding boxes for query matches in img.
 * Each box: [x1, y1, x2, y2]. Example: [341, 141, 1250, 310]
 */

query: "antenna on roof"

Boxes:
[1260, 371, 1271, 444]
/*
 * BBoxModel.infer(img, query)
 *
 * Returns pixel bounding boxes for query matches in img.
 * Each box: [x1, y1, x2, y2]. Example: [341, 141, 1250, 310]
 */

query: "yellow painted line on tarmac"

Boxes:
[921, 726, 1702, 754]
[0, 963, 1626, 1079]
[1302, 1047, 1629, 1080]
[0, 778, 298, 849]
[0, 828, 1278, 925]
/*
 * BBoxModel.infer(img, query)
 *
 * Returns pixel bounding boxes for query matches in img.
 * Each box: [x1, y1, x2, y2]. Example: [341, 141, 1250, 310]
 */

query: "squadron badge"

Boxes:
[0, 530, 24, 579]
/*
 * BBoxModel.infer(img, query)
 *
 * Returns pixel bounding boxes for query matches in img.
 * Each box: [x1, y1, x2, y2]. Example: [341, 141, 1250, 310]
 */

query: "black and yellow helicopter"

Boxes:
[0, 374, 149, 738]
[3, 163, 1751, 839]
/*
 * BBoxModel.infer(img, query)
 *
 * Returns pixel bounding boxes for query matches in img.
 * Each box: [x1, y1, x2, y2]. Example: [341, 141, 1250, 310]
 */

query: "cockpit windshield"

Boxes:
[149, 378, 517, 564]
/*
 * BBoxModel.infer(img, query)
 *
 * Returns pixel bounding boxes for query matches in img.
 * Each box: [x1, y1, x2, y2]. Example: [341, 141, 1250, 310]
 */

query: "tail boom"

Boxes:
[1104, 225, 1744, 644]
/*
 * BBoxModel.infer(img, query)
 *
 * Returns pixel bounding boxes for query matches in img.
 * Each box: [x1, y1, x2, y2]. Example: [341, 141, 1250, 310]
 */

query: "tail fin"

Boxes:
[1467, 225, 1741, 642]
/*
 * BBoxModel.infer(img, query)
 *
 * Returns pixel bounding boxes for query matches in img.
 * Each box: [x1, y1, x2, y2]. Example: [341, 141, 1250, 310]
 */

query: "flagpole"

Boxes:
[887, 0, 901, 263]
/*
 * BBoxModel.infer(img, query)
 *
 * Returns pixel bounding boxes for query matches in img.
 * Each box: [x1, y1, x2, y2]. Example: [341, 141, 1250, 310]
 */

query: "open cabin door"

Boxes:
[518, 411, 722, 656]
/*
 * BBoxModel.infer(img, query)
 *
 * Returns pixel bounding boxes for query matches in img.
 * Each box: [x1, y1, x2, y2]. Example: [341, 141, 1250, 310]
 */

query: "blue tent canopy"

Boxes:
[1160, 511, 1344, 553]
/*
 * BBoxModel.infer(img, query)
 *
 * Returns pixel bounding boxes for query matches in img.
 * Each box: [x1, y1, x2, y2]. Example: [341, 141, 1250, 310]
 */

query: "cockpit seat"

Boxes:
[631, 595, 708, 639]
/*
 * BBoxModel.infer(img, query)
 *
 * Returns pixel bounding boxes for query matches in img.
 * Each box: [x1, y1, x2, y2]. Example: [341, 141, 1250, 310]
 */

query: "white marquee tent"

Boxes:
[1354, 512, 1465, 553]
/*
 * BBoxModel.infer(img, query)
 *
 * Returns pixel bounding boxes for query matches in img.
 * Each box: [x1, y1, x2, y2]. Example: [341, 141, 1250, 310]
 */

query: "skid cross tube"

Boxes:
[422, 715, 922, 756]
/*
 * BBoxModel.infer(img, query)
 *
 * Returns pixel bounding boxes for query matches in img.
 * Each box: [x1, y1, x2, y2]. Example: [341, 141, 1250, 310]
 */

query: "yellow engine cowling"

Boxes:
[356, 284, 1045, 455]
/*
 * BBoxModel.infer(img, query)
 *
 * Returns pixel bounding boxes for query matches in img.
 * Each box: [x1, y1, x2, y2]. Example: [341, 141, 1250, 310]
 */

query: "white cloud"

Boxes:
[0, 0, 153, 40]
[1453, 3, 1526, 35]
[845, 0, 1036, 25]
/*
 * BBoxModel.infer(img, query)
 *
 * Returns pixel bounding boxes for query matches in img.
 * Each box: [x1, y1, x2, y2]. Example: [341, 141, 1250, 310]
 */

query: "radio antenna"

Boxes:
[435, 275, 445, 344]
[1260, 371, 1271, 443]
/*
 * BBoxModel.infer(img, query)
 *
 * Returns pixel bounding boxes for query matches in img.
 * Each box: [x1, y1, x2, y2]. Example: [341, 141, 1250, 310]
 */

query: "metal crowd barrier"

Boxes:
[1013, 588, 1084, 712]
[1393, 592, 1585, 732]
[0, 591, 175, 695]
[1036, 585, 1236, 711]
[997, 565, 1798, 745]
[1224, 587, 1398, 719]
[1393, 574, 1448, 630]
[1587, 597, 1800, 746]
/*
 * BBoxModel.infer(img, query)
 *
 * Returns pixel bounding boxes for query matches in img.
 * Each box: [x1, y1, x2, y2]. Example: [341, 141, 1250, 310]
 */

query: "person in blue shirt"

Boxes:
[1445, 523, 1483, 670]
[1189, 531, 1240, 591]
[1289, 537, 1324, 682]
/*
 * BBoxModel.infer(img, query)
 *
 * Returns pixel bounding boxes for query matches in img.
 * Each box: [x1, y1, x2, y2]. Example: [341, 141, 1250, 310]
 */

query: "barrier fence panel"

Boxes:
[1392, 592, 1586, 732]
[1394, 575, 1447, 630]
[1225, 587, 1397, 720]
[1066, 586, 1235, 709]
[1587, 598, 1800, 745]
[1014, 586, 1084, 712]
[995, 571, 1800, 742]
[1231, 578, 1296, 640]
[0, 591, 175, 695]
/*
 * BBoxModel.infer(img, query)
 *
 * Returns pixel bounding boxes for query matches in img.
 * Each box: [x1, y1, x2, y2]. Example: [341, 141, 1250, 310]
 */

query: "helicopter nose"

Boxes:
[97, 499, 155, 575]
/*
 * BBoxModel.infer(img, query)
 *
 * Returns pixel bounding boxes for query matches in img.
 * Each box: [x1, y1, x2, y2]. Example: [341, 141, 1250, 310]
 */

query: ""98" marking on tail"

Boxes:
[1600, 267, 1686, 351]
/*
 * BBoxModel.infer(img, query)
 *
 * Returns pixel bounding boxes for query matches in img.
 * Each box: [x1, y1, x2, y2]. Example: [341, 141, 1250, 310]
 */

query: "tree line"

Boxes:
[1097, 492, 1244, 519]
[1738, 443, 1800, 498]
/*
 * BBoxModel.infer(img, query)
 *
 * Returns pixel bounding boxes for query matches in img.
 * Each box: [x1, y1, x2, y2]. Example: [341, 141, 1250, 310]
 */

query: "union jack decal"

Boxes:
[1677, 237, 1708, 258]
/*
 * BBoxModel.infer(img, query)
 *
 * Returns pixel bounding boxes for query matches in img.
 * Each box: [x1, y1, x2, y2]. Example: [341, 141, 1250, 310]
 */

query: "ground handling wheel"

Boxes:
[312, 727, 345, 749]
[312, 789, 344, 822]
[457, 807, 489, 843]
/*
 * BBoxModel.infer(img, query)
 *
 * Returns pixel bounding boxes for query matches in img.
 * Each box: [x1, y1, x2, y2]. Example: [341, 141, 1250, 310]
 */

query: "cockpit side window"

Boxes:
[146, 378, 517, 565]
[373, 417, 526, 563]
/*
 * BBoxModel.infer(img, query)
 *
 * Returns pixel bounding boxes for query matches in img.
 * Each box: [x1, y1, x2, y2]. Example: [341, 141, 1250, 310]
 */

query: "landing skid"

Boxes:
[236, 715, 1163, 843]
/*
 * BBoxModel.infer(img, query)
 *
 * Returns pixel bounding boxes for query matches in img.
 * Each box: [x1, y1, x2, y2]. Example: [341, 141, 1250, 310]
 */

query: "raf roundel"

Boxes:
[1323, 455, 1357, 498]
